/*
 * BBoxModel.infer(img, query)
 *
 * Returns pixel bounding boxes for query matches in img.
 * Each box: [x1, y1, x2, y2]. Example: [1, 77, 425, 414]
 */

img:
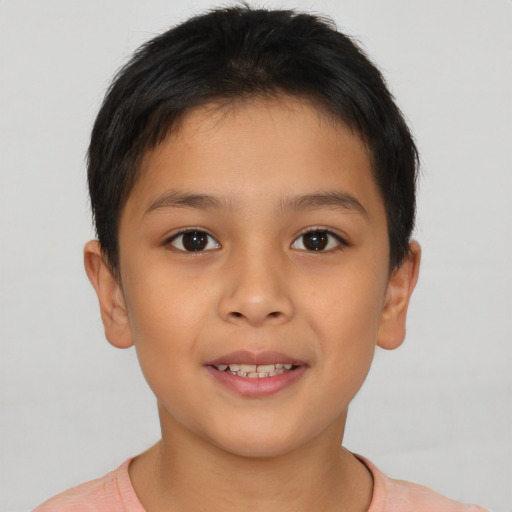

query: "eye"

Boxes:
[291, 229, 345, 252]
[168, 230, 220, 252]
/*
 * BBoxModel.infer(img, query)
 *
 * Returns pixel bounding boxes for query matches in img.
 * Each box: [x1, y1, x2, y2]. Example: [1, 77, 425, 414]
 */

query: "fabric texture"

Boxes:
[356, 456, 488, 512]
[33, 456, 488, 512]
[33, 459, 144, 512]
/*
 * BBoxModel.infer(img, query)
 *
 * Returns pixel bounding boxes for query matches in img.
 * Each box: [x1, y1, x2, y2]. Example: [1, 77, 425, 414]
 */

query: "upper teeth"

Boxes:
[216, 363, 293, 372]
[214, 363, 294, 377]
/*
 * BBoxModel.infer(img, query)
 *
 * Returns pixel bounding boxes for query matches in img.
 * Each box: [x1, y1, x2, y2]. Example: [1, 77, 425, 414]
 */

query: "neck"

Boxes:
[129, 408, 373, 512]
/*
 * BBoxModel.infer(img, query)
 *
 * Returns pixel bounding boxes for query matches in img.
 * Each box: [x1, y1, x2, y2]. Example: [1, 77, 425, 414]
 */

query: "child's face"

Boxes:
[86, 96, 419, 458]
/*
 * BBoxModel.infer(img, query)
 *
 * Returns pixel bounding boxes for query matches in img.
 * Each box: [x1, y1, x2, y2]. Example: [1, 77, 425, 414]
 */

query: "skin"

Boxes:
[84, 96, 420, 512]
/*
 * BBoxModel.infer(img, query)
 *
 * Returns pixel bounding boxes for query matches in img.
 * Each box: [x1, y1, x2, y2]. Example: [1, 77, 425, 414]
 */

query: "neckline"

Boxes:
[119, 453, 384, 512]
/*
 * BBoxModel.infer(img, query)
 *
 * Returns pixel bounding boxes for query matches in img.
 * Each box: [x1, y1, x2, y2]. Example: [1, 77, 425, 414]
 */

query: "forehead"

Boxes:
[123, 96, 385, 221]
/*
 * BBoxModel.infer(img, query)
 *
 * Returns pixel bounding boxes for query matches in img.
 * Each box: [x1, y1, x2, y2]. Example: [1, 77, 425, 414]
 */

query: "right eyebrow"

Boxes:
[279, 191, 369, 219]
[144, 190, 231, 215]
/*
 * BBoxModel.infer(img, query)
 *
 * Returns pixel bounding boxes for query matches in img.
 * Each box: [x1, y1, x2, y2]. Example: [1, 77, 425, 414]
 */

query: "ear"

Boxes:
[377, 241, 421, 350]
[83, 240, 134, 349]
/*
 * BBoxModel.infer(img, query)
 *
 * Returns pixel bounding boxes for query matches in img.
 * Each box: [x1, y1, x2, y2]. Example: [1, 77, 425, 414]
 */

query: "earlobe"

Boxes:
[377, 241, 421, 350]
[83, 240, 134, 349]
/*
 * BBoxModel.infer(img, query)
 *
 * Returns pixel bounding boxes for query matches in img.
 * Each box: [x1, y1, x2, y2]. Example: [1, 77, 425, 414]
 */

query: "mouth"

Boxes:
[205, 351, 307, 397]
[211, 362, 299, 378]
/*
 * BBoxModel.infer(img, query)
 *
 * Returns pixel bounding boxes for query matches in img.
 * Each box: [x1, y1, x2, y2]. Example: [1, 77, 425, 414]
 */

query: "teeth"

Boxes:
[215, 362, 297, 377]
[256, 364, 274, 373]
[239, 364, 257, 373]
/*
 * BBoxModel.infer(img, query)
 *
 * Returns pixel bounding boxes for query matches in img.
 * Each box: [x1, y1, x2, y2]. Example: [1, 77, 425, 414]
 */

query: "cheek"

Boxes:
[303, 265, 385, 342]
[124, 290, 206, 428]
[120, 266, 213, 388]
[301, 264, 386, 386]
[123, 258, 214, 339]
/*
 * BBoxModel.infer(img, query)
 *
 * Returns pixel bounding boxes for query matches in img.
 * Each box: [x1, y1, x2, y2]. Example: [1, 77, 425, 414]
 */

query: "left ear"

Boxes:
[83, 240, 134, 349]
[377, 241, 421, 350]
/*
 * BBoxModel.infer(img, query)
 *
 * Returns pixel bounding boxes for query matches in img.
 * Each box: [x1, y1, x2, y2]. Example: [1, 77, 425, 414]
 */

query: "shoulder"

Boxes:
[357, 455, 489, 512]
[32, 459, 144, 512]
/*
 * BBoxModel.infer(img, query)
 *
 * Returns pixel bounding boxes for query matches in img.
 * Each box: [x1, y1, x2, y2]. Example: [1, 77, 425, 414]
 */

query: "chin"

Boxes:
[215, 436, 300, 459]
[204, 420, 316, 459]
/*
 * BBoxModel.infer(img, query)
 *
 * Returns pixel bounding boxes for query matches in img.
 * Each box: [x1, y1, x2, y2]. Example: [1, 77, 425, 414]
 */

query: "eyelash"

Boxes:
[167, 228, 220, 253]
[166, 227, 347, 253]
[291, 227, 347, 252]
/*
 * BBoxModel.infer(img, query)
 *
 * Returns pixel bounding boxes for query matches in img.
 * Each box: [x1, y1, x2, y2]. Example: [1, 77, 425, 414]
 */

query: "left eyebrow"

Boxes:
[279, 191, 369, 219]
[144, 190, 231, 215]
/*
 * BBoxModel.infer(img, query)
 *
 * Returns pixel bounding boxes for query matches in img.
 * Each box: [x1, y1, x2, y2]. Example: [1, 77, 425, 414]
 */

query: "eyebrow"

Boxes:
[144, 189, 368, 218]
[279, 191, 368, 218]
[144, 190, 230, 215]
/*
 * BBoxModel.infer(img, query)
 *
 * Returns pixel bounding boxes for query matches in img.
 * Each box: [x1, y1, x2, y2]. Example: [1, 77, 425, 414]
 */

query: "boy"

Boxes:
[34, 6, 488, 512]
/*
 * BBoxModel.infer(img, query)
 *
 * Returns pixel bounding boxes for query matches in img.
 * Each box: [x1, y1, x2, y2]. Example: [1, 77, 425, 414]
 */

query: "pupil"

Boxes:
[183, 231, 208, 251]
[304, 231, 328, 251]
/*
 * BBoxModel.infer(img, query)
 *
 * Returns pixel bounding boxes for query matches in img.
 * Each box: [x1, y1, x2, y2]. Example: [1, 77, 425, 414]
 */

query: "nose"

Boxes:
[217, 248, 294, 327]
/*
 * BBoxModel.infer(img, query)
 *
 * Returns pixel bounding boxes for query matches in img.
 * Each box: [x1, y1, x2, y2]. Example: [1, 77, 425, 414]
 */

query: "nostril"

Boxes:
[229, 311, 280, 320]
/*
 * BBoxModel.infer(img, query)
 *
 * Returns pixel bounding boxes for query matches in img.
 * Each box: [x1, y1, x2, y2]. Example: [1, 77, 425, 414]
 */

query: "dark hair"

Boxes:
[88, 5, 418, 276]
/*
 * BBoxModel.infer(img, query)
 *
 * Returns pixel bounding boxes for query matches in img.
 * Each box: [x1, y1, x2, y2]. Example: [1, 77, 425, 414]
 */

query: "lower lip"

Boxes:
[205, 365, 307, 398]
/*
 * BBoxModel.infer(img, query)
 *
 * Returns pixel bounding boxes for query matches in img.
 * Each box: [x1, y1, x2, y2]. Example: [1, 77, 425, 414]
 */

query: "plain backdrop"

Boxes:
[1, 1, 511, 511]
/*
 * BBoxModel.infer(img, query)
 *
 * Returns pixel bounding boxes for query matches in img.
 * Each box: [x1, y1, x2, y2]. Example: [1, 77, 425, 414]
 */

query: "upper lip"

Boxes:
[206, 350, 305, 366]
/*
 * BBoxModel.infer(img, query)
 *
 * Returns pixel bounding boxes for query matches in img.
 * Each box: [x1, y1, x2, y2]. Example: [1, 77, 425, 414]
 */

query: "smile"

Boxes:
[207, 359, 306, 397]
[206, 350, 307, 396]
[213, 363, 296, 378]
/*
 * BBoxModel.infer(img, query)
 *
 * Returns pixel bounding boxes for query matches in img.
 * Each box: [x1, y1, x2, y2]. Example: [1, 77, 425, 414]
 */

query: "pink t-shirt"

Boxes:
[33, 456, 488, 512]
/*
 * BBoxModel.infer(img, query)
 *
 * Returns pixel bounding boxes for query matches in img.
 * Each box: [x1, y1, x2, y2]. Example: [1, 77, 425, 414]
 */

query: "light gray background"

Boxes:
[1, 1, 511, 511]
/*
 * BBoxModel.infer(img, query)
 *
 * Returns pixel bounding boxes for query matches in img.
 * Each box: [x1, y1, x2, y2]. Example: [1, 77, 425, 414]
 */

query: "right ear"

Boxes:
[83, 240, 134, 349]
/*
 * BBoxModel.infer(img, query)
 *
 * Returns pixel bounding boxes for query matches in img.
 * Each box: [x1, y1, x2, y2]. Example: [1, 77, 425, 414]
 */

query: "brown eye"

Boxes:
[291, 230, 344, 252]
[169, 230, 220, 252]
[302, 231, 328, 251]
